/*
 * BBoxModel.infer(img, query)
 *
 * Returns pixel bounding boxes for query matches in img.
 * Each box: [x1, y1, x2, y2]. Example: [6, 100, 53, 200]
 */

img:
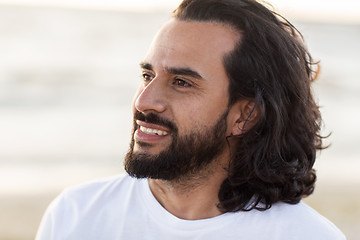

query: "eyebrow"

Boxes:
[140, 62, 153, 71]
[139, 62, 204, 80]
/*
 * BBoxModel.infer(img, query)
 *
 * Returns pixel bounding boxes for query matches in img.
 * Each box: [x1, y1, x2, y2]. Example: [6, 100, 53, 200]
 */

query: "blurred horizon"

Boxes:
[0, 0, 360, 23]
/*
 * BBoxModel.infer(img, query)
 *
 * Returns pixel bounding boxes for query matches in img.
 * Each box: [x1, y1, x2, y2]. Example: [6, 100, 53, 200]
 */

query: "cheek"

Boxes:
[174, 105, 216, 133]
[172, 106, 200, 133]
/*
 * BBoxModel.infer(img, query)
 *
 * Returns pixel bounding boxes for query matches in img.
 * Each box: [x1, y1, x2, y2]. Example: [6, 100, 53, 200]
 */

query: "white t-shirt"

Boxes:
[36, 174, 345, 240]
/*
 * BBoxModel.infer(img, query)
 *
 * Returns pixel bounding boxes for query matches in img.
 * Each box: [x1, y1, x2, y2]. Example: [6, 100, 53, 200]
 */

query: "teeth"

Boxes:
[140, 126, 168, 136]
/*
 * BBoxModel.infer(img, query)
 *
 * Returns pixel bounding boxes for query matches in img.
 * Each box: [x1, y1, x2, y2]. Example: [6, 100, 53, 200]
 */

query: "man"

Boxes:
[36, 0, 345, 239]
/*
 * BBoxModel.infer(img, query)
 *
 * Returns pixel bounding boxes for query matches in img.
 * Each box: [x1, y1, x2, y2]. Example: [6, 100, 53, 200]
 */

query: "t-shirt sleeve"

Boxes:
[35, 174, 128, 240]
[35, 191, 68, 240]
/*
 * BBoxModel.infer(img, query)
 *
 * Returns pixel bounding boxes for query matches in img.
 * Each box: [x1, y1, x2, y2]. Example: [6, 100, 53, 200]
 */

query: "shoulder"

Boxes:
[42, 174, 137, 215]
[36, 174, 143, 240]
[259, 201, 346, 240]
[61, 173, 135, 201]
[53, 174, 148, 214]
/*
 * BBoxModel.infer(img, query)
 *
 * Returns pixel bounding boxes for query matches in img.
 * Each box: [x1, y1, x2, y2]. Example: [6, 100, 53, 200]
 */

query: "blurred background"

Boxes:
[0, 0, 359, 239]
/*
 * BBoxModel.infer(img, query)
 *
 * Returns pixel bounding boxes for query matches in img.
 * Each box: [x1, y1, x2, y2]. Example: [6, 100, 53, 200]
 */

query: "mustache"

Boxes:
[134, 111, 177, 132]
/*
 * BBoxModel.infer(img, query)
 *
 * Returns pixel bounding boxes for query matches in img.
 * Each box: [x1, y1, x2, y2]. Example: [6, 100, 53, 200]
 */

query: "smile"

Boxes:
[139, 126, 169, 136]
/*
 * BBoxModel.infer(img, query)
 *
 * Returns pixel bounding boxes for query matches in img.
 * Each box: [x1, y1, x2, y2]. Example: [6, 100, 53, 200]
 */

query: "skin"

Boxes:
[132, 19, 254, 220]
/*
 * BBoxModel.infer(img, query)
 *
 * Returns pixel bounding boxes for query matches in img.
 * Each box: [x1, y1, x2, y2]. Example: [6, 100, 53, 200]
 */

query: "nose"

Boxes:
[134, 78, 167, 114]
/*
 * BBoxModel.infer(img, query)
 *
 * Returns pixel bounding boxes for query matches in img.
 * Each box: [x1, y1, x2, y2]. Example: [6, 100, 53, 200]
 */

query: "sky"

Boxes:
[0, 0, 359, 23]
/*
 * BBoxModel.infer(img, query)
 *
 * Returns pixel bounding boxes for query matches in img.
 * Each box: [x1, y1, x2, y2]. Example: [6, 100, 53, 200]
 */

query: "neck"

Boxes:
[148, 158, 228, 220]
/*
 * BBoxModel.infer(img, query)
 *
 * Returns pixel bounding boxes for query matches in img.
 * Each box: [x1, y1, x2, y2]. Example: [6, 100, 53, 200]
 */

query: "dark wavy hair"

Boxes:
[174, 0, 325, 212]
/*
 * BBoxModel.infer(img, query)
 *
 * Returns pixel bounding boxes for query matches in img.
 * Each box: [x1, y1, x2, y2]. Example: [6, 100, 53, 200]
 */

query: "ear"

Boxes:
[230, 100, 259, 136]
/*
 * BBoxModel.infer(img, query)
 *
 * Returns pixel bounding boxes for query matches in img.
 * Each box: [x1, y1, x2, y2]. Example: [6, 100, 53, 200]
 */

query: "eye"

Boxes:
[142, 73, 154, 82]
[173, 78, 192, 88]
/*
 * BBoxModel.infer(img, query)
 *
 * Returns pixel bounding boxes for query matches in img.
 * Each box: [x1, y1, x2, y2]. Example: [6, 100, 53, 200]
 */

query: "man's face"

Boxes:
[125, 19, 240, 180]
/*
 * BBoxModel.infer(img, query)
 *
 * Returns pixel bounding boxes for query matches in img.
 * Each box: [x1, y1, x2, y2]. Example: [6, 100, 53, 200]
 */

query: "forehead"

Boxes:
[154, 19, 239, 54]
[144, 19, 240, 81]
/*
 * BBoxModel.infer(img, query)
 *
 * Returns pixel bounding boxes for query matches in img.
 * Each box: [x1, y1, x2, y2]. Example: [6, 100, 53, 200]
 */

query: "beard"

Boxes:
[124, 109, 230, 181]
